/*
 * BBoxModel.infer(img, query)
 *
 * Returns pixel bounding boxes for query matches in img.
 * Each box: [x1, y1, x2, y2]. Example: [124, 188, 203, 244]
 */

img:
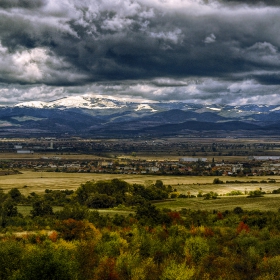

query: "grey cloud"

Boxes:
[243, 42, 280, 67]
[217, 0, 280, 6]
[253, 74, 280, 85]
[0, 0, 46, 9]
[1, 0, 280, 103]
[0, 83, 66, 104]
[0, 44, 89, 85]
[1, 76, 280, 105]
[204, 34, 216, 44]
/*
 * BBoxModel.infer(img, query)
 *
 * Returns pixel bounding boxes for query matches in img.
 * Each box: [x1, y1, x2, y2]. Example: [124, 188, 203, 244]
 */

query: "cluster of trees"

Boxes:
[2, 203, 280, 279]
[75, 179, 173, 209]
[272, 188, 280, 194]
[0, 188, 23, 227]
[213, 178, 277, 185]
[247, 189, 265, 198]
[0, 179, 175, 227]
[224, 179, 276, 184]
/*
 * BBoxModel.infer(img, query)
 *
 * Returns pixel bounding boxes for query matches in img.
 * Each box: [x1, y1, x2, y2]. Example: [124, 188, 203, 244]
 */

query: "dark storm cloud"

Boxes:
[0, 0, 280, 103]
[218, 0, 280, 6]
[0, 0, 46, 9]
[254, 74, 280, 85]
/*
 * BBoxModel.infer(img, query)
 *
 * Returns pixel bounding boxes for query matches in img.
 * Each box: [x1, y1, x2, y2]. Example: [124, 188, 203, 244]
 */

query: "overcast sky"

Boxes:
[1, 0, 280, 104]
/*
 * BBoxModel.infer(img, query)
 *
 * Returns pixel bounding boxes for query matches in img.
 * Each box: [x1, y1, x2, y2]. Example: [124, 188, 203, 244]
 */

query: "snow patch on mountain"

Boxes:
[15, 101, 48, 108]
[271, 106, 280, 112]
[47, 95, 126, 109]
[206, 107, 221, 111]
[135, 104, 157, 112]
[15, 95, 128, 110]
[48, 96, 92, 108]
[12, 116, 46, 122]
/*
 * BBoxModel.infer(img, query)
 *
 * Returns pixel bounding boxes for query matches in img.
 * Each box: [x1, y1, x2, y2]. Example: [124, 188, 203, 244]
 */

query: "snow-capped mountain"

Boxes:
[50, 95, 124, 109]
[3, 94, 280, 137]
[13, 94, 280, 114]
[16, 95, 127, 110]
[14, 94, 160, 111]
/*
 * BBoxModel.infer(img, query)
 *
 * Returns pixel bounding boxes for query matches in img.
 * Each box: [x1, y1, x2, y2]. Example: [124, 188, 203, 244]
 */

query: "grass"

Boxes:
[154, 194, 280, 212]
[175, 181, 280, 196]
[17, 205, 133, 217]
[17, 206, 63, 216]
[18, 195, 280, 217]
[97, 209, 134, 217]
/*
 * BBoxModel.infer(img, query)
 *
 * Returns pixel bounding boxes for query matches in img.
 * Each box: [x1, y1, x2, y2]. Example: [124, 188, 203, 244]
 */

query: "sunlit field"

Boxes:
[155, 194, 280, 212]
[1, 171, 280, 196]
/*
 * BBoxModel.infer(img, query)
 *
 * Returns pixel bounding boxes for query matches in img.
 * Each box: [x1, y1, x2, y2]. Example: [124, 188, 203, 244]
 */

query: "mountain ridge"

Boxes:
[1, 94, 280, 137]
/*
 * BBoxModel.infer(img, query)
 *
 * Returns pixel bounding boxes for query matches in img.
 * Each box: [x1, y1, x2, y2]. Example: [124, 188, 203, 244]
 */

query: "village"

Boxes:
[0, 137, 280, 176]
[1, 155, 280, 177]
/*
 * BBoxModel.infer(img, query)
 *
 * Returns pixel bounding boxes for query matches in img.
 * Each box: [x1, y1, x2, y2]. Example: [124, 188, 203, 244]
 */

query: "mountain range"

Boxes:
[1, 94, 280, 137]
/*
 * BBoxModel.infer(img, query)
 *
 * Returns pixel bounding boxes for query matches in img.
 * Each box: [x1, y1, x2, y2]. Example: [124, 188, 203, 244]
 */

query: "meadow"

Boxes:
[1, 171, 280, 196]
[16, 205, 134, 217]
[17, 194, 280, 216]
[155, 194, 280, 212]
[3, 170, 280, 216]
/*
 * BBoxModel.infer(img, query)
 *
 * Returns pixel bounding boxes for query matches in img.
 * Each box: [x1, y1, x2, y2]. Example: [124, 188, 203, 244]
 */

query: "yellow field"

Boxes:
[0, 152, 109, 160]
[0, 152, 254, 162]
[1, 171, 280, 196]
[117, 154, 250, 162]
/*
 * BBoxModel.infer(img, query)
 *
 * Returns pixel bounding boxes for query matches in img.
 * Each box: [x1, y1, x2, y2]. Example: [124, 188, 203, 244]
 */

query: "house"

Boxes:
[17, 150, 33, 154]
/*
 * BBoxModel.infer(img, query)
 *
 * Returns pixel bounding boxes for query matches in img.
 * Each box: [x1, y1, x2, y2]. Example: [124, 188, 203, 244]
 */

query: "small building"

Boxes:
[33, 146, 44, 150]
[98, 161, 113, 167]
[17, 150, 33, 154]
[63, 164, 81, 168]
[14, 145, 23, 149]
[148, 167, 159, 172]
[231, 164, 243, 173]
[52, 157, 61, 160]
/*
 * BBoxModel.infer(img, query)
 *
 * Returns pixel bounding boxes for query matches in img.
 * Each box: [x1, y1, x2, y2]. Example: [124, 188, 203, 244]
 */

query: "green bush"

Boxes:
[184, 236, 209, 263]
[0, 241, 23, 280]
[11, 243, 78, 280]
[213, 178, 224, 184]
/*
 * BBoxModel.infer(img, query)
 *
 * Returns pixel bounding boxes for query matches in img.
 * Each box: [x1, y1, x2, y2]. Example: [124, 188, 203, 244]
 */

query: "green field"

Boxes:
[17, 194, 280, 216]
[18, 194, 280, 216]
[17, 205, 63, 217]
[155, 194, 280, 212]
[17, 205, 134, 217]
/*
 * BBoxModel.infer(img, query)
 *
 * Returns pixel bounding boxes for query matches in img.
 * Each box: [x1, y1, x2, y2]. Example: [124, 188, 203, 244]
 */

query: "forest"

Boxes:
[1, 179, 280, 279]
